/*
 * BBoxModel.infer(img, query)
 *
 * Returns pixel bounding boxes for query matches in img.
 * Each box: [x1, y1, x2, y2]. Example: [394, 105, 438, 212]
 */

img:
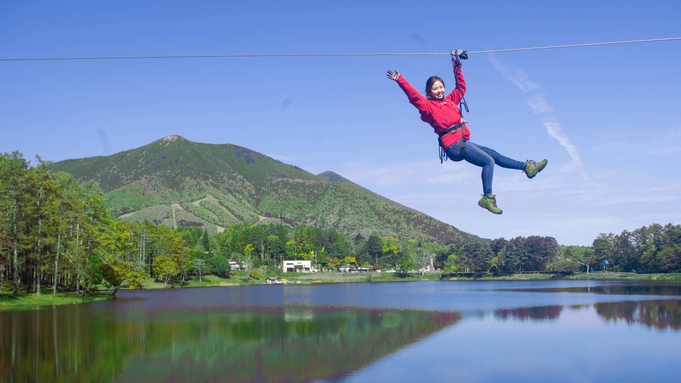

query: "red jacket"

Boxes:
[396, 65, 470, 149]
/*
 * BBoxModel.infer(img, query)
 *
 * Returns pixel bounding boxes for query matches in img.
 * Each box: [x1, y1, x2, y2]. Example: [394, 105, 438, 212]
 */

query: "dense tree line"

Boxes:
[436, 236, 560, 276]
[567, 224, 681, 273]
[3, 151, 681, 298]
[213, 224, 564, 277]
[438, 226, 681, 276]
[0, 152, 194, 296]
[213, 224, 449, 274]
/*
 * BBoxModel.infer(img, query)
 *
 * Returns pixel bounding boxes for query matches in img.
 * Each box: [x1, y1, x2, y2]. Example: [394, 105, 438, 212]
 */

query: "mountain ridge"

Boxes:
[48, 135, 469, 243]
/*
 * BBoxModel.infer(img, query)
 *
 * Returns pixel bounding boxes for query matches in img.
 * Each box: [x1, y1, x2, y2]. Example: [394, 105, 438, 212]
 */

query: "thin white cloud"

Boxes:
[488, 55, 539, 93]
[647, 128, 681, 154]
[527, 95, 553, 114]
[543, 121, 582, 170]
[489, 55, 581, 171]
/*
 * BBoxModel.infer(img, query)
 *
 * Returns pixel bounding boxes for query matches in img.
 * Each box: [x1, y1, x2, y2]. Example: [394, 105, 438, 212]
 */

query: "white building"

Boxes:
[283, 260, 314, 273]
[338, 263, 356, 273]
[229, 261, 243, 270]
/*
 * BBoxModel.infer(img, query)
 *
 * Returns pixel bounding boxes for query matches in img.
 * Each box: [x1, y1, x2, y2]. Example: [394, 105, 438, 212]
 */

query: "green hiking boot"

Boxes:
[524, 159, 548, 179]
[478, 194, 503, 215]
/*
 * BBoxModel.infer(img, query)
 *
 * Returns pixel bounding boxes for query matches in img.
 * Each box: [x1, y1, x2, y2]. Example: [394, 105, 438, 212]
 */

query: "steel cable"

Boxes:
[1, 37, 680, 62]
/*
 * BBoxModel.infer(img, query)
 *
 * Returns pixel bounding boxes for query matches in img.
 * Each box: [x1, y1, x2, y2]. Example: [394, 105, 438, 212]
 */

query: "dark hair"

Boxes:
[425, 76, 445, 95]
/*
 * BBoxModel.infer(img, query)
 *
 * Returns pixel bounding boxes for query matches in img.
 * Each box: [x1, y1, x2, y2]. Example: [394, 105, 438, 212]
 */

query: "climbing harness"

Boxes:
[438, 98, 470, 164]
[436, 49, 471, 164]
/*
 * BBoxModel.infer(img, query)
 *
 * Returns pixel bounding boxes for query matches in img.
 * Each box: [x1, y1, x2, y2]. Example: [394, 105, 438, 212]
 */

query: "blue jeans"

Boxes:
[445, 140, 525, 195]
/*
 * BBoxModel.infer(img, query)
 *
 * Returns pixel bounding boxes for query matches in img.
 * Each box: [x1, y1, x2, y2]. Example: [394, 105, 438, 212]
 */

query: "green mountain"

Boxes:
[48, 135, 467, 243]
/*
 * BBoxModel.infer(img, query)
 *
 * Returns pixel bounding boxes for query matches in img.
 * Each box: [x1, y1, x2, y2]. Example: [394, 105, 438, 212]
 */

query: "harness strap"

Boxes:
[438, 121, 467, 163]
[438, 93, 470, 163]
[437, 122, 465, 138]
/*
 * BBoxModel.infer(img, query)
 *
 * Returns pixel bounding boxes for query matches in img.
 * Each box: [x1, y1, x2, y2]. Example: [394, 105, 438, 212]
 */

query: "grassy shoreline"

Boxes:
[0, 292, 113, 312]
[140, 271, 681, 286]
[3, 272, 680, 311]
[447, 272, 681, 281]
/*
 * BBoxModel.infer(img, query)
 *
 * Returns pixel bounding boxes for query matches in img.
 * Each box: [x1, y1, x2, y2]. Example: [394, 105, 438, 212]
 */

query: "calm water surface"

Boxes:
[2, 280, 681, 382]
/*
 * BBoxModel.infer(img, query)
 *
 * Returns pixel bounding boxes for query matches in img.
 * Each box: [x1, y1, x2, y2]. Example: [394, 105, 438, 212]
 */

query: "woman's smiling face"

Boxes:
[428, 80, 445, 99]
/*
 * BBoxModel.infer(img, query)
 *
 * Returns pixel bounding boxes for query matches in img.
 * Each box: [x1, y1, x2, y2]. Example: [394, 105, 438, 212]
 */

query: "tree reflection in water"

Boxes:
[492, 300, 681, 331]
[494, 283, 681, 296]
[494, 305, 564, 321]
[0, 305, 460, 383]
[594, 300, 681, 331]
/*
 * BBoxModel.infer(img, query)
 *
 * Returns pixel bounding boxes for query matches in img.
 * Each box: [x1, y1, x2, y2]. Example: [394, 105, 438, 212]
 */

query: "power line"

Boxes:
[1, 36, 680, 62]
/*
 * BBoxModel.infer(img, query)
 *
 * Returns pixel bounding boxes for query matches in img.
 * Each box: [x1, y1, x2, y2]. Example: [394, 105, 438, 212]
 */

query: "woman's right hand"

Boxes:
[386, 70, 400, 81]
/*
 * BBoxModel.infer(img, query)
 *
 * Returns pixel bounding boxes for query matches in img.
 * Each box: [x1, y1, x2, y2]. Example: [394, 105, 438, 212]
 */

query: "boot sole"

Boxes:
[526, 160, 548, 179]
[478, 202, 503, 215]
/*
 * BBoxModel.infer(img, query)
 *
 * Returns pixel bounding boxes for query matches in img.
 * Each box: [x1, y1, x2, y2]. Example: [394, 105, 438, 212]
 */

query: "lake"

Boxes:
[2, 280, 681, 382]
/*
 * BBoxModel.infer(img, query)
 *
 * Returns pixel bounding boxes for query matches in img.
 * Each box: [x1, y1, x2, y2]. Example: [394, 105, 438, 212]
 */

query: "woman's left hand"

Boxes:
[386, 70, 400, 81]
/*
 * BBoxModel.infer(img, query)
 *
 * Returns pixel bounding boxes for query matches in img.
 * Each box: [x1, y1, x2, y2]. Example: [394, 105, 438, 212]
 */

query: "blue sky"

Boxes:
[2, 0, 680, 246]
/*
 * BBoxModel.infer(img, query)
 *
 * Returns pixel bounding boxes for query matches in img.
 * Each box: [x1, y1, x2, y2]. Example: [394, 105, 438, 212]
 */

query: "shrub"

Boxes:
[209, 254, 231, 277]
[249, 268, 261, 279]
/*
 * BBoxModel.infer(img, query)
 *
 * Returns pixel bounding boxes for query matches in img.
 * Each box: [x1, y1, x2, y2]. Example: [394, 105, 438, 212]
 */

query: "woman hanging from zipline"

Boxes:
[386, 49, 547, 215]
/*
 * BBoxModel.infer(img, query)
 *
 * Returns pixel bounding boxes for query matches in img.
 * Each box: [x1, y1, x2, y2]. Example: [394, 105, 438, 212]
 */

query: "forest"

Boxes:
[2, 151, 681, 297]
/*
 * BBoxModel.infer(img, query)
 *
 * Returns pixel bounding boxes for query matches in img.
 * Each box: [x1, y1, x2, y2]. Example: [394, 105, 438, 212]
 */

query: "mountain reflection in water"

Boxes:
[0, 305, 460, 383]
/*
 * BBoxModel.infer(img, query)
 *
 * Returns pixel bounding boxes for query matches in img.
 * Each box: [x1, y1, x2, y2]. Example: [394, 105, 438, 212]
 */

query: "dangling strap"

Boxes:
[458, 97, 469, 158]
[460, 97, 469, 114]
